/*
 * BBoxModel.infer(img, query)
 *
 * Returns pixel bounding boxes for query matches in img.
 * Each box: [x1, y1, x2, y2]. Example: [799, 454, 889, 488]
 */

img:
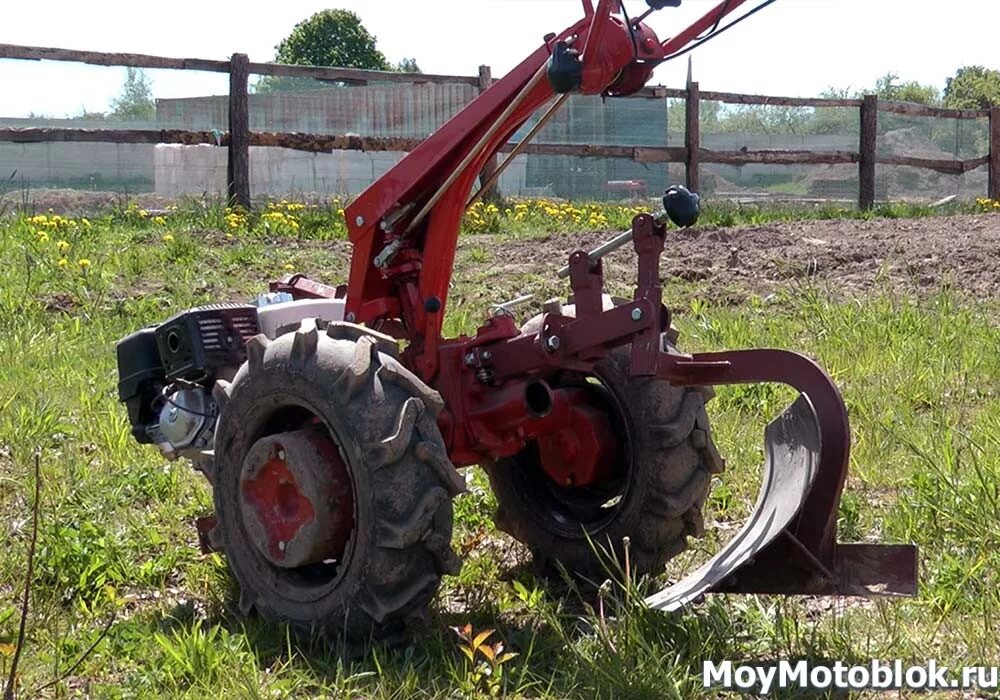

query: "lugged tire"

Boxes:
[211, 320, 464, 641]
[485, 305, 724, 582]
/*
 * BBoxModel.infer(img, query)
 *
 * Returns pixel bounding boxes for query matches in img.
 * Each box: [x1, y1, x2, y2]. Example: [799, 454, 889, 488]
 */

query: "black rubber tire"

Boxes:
[485, 308, 724, 583]
[211, 320, 464, 641]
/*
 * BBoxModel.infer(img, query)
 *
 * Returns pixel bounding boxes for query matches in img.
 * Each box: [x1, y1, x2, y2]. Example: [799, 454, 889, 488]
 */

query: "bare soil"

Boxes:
[474, 214, 1000, 300]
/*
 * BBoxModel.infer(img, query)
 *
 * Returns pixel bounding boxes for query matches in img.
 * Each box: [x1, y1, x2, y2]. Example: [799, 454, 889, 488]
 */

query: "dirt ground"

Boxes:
[478, 214, 1000, 300]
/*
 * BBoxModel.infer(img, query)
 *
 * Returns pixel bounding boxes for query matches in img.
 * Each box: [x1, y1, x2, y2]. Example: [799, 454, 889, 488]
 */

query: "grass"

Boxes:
[0, 197, 998, 698]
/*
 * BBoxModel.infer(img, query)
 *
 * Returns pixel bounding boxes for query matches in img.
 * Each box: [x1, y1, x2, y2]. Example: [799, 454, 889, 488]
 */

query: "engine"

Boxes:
[116, 295, 348, 462]
[116, 303, 259, 461]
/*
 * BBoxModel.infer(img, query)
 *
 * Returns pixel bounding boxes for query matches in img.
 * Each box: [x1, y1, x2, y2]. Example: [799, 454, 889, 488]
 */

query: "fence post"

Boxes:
[990, 107, 1000, 201]
[477, 65, 501, 202]
[685, 81, 700, 193]
[228, 53, 251, 209]
[858, 94, 877, 210]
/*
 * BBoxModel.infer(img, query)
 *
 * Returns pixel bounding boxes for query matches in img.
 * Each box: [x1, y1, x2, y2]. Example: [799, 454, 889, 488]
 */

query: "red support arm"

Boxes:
[342, 0, 765, 382]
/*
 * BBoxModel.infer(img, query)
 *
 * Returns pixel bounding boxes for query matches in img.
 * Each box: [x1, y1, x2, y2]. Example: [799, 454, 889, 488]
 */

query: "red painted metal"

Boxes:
[535, 388, 617, 487]
[258, 0, 916, 601]
[242, 455, 316, 560]
[240, 430, 354, 568]
[391, 201, 911, 595]
[270, 274, 344, 300]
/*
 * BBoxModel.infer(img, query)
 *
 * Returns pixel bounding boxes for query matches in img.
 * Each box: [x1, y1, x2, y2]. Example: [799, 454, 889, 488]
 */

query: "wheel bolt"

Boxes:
[632, 308, 643, 321]
[545, 336, 561, 352]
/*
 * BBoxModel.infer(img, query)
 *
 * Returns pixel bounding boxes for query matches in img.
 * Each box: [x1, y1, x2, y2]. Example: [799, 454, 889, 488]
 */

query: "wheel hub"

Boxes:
[239, 428, 354, 568]
[536, 387, 617, 488]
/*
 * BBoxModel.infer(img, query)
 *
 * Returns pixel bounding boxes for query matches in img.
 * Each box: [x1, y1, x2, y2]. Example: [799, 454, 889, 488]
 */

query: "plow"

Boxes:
[115, 0, 917, 640]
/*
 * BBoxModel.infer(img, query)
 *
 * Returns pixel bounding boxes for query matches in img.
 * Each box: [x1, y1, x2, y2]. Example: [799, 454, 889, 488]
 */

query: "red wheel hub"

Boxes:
[535, 387, 618, 488]
[240, 428, 354, 568]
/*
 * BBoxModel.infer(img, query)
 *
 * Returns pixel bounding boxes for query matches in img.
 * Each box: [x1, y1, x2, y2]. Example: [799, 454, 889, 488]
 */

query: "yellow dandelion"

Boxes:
[162, 234, 175, 243]
[57, 258, 69, 267]
[77, 258, 92, 269]
[36, 231, 50, 243]
[283, 263, 295, 271]
[152, 216, 167, 226]
[57, 240, 70, 253]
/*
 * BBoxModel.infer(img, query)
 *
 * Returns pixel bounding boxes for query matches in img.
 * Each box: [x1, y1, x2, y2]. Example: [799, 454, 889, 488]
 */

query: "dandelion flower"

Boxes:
[57, 240, 70, 253]
[284, 263, 295, 271]
[57, 258, 69, 267]
[77, 258, 92, 269]
[163, 234, 175, 243]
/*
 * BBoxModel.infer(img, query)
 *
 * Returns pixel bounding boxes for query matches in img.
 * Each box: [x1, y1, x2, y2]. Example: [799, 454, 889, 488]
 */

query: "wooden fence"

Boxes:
[2, 42, 999, 209]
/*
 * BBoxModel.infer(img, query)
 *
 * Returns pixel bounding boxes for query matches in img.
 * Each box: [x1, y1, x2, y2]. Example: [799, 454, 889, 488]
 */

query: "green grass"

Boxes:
[0, 198, 998, 698]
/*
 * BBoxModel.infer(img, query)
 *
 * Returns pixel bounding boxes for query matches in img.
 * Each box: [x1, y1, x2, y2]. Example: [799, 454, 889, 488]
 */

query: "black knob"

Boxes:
[547, 41, 583, 94]
[663, 185, 701, 228]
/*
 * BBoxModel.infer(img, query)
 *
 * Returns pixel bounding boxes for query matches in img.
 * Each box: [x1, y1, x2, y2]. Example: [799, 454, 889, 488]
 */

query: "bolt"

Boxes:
[168, 407, 179, 422]
[277, 449, 286, 461]
[631, 308, 643, 321]
[545, 335, 561, 352]
[278, 541, 286, 552]
[355, 215, 365, 227]
[482, 351, 492, 360]
[345, 312, 356, 323]
[464, 352, 476, 366]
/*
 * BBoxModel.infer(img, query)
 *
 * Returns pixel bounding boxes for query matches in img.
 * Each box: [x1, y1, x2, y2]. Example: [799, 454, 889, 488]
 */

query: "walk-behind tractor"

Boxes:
[116, 0, 917, 640]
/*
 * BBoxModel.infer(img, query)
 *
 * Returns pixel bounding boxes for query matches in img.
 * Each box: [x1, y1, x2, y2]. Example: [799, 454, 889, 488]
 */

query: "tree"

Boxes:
[717, 105, 810, 135]
[109, 67, 155, 121]
[256, 10, 399, 92]
[395, 58, 421, 74]
[944, 66, 1000, 109]
[274, 9, 389, 70]
[872, 72, 939, 105]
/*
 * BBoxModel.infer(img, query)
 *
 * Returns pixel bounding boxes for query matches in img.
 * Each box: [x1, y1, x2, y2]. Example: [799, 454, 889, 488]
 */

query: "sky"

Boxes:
[2, 0, 1000, 119]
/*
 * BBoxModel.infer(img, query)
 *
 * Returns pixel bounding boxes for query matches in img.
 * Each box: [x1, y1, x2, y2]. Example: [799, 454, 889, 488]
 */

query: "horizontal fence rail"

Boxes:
[2, 42, 1000, 207]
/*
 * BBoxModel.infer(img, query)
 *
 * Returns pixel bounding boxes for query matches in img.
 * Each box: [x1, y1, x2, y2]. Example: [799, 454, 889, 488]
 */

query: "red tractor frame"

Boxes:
[119, 0, 917, 641]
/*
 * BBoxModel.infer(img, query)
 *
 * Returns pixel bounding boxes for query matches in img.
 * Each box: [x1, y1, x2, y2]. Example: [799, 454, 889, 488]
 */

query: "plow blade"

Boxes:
[646, 393, 917, 613]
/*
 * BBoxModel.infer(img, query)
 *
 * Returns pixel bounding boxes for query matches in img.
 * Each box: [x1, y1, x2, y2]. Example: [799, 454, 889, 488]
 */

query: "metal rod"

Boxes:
[556, 211, 667, 278]
[633, 7, 655, 24]
[405, 61, 550, 234]
[467, 94, 570, 208]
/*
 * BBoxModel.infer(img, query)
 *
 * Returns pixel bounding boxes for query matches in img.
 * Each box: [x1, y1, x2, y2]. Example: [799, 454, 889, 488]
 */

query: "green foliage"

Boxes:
[944, 65, 1000, 109]
[274, 9, 388, 70]
[256, 9, 406, 93]
[109, 67, 155, 122]
[396, 57, 421, 74]
[873, 72, 940, 105]
[714, 105, 811, 135]
[688, 72, 941, 139]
